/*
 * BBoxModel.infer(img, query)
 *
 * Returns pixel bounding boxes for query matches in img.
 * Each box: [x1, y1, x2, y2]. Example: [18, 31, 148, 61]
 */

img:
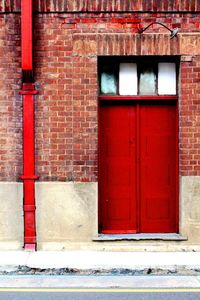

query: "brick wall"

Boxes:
[0, 1, 200, 181]
[34, 14, 98, 181]
[33, 11, 200, 181]
[180, 56, 200, 176]
[0, 14, 22, 181]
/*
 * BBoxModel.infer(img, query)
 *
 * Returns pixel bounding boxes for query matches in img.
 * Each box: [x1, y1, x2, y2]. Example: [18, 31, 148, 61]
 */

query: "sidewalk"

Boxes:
[0, 251, 200, 275]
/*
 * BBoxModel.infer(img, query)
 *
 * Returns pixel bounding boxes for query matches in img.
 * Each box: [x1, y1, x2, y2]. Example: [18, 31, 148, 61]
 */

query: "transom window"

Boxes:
[99, 57, 178, 96]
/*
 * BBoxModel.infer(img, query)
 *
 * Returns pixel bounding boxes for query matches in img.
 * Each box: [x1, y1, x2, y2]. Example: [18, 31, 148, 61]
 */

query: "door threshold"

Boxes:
[93, 233, 187, 241]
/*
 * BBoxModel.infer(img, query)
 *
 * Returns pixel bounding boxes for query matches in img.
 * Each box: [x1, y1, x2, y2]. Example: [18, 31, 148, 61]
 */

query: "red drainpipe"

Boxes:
[20, 0, 38, 251]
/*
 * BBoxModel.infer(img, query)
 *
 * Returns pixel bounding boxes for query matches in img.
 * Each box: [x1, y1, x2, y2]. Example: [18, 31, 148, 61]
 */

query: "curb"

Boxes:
[1, 266, 200, 276]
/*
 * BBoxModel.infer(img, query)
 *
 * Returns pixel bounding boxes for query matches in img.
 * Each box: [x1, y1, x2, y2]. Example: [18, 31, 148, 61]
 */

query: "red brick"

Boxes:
[1, 5, 200, 182]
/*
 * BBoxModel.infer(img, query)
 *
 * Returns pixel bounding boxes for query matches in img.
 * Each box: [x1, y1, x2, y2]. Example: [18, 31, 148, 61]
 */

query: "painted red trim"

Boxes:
[99, 95, 178, 101]
[20, 83, 38, 251]
[136, 103, 140, 232]
[20, 176, 39, 180]
[21, 0, 38, 251]
[21, 0, 33, 71]
[175, 102, 179, 232]
[19, 90, 38, 95]
[101, 230, 137, 234]
[97, 104, 102, 232]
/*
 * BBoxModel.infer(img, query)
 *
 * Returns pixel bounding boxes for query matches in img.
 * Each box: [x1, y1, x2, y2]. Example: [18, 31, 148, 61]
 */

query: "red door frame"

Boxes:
[98, 95, 179, 234]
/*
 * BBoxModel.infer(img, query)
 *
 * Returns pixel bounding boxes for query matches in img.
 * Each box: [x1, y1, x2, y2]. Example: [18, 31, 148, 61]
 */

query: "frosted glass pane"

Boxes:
[139, 66, 156, 95]
[101, 72, 117, 94]
[158, 63, 176, 95]
[119, 63, 137, 95]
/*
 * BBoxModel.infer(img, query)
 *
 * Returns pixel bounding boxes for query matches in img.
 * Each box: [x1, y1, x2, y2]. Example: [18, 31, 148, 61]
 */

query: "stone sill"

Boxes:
[93, 233, 188, 241]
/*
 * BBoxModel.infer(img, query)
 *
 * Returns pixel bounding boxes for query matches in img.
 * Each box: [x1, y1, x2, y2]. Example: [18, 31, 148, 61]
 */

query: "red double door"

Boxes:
[99, 101, 178, 233]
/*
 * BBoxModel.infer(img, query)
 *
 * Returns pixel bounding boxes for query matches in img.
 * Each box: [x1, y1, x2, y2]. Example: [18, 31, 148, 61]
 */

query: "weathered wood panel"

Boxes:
[0, 0, 20, 11]
[33, 0, 200, 12]
[0, 0, 200, 12]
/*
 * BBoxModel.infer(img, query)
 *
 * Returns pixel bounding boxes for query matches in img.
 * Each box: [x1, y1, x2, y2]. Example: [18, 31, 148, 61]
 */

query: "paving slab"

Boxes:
[0, 251, 199, 275]
[26, 251, 200, 269]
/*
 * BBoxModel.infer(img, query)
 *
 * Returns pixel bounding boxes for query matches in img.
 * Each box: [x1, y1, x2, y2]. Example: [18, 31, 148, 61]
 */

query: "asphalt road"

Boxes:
[0, 288, 200, 300]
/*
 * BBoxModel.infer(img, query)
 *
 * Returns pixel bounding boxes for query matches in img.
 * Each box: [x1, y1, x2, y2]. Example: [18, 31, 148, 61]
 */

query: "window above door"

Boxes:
[99, 57, 179, 96]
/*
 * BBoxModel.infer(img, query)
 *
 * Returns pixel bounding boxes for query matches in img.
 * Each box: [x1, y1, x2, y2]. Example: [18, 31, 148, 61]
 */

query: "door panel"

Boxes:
[99, 101, 177, 234]
[99, 104, 137, 233]
[140, 104, 176, 232]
